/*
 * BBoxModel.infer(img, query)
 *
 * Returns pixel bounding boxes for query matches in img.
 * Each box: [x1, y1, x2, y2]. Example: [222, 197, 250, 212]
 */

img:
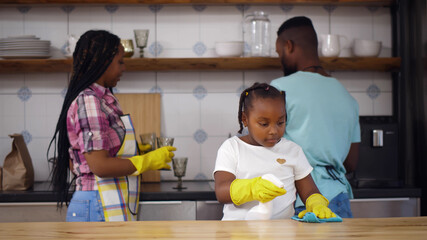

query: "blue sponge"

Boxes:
[291, 212, 343, 223]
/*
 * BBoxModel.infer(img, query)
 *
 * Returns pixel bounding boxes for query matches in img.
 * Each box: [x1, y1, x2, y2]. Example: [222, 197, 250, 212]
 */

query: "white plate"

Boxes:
[0, 51, 50, 55]
[0, 40, 50, 45]
[0, 51, 50, 54]
[0, 46, 50, 50]
[1, 55, 51, 59]
[5, 35, 37, 39]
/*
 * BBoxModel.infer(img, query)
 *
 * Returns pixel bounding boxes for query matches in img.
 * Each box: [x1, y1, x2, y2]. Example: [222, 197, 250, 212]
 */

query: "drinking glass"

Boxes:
[120, 39, 134, 58]
[157, 137, 174, 148]
[140, 133, 156, 153]
[172, 157, 188, 190]
[134, 29, 149, 57]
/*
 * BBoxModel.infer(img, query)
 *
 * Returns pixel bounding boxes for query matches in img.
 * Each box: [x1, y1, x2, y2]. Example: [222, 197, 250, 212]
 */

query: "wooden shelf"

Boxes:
[0, 0, 394, 7]
[0, 57, 400, 73]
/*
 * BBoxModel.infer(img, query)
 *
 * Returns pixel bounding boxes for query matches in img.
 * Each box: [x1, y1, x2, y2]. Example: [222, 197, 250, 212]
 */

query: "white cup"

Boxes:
[319, 34, 348, 57]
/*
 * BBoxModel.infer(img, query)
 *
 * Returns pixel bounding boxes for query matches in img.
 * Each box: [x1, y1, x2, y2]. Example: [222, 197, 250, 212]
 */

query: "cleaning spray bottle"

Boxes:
[245, 173, 284, 220]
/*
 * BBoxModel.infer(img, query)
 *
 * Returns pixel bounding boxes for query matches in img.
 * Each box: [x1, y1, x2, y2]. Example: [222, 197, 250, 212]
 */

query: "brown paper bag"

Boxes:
[1, 134, 34, 191]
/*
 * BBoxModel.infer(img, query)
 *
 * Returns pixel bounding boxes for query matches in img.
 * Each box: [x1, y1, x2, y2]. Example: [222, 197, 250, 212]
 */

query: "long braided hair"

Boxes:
[47, 30, 120, 207]
[237, 82, 286, 134]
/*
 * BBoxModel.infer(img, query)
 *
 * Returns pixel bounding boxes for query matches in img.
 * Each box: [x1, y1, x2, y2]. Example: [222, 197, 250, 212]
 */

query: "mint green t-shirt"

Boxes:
[271, 71, 360, 207]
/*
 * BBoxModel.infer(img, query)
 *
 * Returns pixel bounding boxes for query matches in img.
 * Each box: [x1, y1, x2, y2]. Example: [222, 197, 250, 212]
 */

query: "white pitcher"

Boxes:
[64, 34, 78, 57]
[319, 34, 347, 57]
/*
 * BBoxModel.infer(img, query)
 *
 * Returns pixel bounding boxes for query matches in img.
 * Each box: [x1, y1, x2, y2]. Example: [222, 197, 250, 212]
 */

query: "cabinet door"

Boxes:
[0, 202, 66, 222]
[196, 201, 223, 220]
[138, 201, 196, 221]
[350, 198, 420, 218]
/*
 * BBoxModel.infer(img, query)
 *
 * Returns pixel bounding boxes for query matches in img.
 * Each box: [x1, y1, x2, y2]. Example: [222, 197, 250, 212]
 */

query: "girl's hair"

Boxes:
[47, 30, 120, 207]
[238, 82, 286, 134]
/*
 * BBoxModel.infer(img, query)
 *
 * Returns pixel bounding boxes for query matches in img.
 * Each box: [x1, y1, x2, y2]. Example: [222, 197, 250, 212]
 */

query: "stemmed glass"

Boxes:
[133, 29, 149, 58]
[157, 137, 174, 172]
[172, 157, 188, 190]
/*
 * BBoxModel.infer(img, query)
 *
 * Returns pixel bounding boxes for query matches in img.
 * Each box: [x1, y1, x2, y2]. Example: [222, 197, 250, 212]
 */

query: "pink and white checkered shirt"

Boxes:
[67, 83, 125, 191]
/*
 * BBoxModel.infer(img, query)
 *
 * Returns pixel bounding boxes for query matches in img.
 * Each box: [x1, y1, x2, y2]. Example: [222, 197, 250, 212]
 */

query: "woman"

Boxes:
[48, 30, 175, 222]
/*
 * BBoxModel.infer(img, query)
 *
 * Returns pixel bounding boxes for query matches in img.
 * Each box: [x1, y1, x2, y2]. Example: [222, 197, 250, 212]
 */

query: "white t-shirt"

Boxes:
[213, 136, 313, 220]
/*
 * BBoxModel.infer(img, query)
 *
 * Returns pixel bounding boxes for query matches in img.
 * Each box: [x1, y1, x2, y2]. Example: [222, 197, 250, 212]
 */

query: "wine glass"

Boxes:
[133, 29, 149, 58]
[172, 157, 188, 190]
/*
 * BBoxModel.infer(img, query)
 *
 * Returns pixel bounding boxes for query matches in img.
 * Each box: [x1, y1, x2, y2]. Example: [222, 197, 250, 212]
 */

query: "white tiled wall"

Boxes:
[0, 4, 393, 181]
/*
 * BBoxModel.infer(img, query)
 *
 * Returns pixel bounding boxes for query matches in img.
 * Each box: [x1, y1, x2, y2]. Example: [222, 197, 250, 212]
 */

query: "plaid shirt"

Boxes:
[67, 83, 125, 191]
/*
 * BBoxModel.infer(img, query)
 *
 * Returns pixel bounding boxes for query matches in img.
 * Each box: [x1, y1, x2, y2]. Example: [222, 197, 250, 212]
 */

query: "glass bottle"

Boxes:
[244, 11, 271, 57]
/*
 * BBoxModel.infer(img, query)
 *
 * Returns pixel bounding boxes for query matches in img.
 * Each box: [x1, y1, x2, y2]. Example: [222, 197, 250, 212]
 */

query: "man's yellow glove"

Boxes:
[128, 146, 176, 175]
[298, 193, 337, 219]
[138, 143, 152, 153]
[230, 177, 287, 205]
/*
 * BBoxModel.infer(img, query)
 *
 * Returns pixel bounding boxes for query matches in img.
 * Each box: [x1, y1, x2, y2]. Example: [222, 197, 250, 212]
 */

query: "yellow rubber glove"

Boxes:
[138, 143, 152, 153]
[298, 193, 337, 219]
[128, 146, 176, 175]
[230, 177, 287, 205]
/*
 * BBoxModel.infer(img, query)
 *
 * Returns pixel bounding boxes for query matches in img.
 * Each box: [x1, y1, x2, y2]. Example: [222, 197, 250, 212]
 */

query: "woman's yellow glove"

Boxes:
[298, 193, 337, 219]
[230, 177, 287, 206]
[138, 143, 152, 153]
[128, 146, 176, 175]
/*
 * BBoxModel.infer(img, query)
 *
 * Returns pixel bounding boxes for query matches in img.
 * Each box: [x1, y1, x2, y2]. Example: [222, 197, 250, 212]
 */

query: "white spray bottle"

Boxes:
[245, 173, 284, 220]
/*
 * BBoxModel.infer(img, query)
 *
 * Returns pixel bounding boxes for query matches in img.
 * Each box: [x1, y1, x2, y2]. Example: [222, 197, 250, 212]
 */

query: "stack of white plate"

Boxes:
[0, 35, 51, 59]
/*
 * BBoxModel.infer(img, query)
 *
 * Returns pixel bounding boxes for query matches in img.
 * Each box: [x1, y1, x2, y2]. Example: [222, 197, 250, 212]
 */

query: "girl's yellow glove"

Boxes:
[298, 193, 337, 219]
[128, 146, 176, 175]
[230, 177, 287, 206]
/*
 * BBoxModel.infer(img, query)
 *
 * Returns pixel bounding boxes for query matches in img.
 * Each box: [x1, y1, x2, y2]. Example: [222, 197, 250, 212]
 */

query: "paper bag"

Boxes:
[1, 134, 34, 191]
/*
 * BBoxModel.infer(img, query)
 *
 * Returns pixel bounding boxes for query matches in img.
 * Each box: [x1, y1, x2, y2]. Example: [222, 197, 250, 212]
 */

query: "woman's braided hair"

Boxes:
[47, 30, 120, 207]
[237, 82, 286, 134]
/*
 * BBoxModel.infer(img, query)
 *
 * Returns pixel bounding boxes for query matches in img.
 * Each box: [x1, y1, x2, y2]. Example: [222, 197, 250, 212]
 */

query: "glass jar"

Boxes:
[244, 11, 271, 57]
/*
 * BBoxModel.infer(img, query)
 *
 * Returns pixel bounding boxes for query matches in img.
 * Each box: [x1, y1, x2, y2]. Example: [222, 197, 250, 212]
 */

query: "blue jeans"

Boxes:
[66, 191, 105, 222]
[295, 192, 353, 218]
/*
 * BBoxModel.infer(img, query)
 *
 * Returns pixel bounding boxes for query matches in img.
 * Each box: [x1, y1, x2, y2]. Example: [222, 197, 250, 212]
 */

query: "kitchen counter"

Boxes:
[1, 217, 426, 239]
[0, 181, 421, 203]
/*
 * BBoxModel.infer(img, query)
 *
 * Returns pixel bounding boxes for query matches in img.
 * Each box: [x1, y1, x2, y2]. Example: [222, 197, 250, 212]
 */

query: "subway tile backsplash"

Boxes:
[0, 4, 393, 181]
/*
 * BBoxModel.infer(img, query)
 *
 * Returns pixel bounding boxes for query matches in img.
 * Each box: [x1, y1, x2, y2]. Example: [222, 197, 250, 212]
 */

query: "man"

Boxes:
[271, 16, 360, 218]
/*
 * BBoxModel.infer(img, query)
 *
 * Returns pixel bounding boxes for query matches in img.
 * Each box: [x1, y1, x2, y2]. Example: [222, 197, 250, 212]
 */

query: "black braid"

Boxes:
[238, 82, 286, 134]
[47, 30, 120, 208]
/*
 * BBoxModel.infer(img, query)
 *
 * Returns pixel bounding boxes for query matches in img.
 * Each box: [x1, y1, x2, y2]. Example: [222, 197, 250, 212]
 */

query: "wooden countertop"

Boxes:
[0, 217, 426, 239]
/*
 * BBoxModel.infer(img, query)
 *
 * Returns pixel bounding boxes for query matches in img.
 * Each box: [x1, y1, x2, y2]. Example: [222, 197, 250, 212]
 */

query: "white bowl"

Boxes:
[215, 41, 244, 57]
[353, 39, 382, 57]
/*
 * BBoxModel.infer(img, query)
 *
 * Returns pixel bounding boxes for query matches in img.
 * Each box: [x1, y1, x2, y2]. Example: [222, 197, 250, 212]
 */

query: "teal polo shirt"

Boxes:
[271, 71, 360, 207]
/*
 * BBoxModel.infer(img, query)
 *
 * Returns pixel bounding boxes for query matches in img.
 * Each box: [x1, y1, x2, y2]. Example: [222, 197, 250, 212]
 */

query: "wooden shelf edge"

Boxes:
[0, 0, 394, 6]
[0, 57, 401, 73]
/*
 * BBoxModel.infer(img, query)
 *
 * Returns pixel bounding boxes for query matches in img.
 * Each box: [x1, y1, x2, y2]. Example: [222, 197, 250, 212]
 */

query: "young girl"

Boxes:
[214, 82, 336, 220]
[48, 30, 176, 222]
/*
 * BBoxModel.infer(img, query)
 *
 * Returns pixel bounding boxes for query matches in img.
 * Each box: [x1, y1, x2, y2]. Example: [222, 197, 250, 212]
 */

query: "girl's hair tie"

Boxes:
[265, 86, 270, 91]
[245, 92, 248, 96]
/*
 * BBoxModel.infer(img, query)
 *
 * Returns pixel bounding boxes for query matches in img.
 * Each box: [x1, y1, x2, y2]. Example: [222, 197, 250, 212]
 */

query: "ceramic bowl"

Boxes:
[353, 39, 382, 57]
[215, 41, 244, 57]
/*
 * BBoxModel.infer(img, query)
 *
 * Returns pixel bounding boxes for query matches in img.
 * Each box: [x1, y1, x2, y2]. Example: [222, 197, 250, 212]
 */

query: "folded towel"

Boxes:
[291, 212, 343, 223]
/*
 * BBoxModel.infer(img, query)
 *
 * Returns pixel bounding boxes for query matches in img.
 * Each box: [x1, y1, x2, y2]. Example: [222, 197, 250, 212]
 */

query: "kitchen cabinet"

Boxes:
[138, 201, 196, 221]
[196, 201, 223, 220]
[350, 197, 420, 218]
[0, 202, 66, 222]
